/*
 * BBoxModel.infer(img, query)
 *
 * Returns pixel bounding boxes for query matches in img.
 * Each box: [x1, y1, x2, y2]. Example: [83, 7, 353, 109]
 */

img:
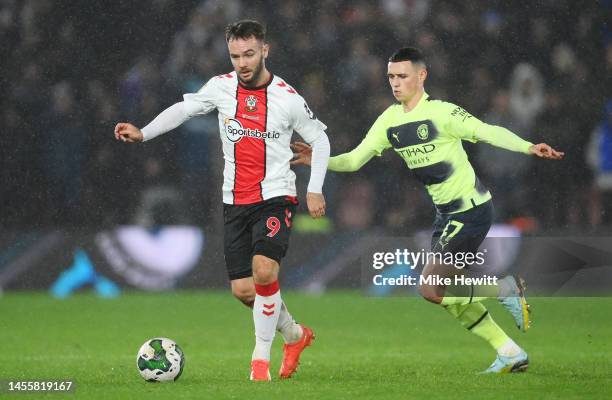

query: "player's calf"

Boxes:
[234, 292, 255, 308]
[231, 278, 255, 308]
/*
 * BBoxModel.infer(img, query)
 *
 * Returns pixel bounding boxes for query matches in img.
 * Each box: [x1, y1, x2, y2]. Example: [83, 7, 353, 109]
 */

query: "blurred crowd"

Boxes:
[1, 0, 611, 233]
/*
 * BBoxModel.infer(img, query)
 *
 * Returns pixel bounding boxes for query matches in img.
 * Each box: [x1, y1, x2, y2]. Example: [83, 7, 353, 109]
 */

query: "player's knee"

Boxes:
[252, 255, 278, 284]
[418, 283, 441, 304]
[252, 266, 276, 284]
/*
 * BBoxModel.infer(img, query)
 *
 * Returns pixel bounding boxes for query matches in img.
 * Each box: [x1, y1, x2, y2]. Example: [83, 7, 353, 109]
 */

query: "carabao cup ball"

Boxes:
[136, 338, 185, 382]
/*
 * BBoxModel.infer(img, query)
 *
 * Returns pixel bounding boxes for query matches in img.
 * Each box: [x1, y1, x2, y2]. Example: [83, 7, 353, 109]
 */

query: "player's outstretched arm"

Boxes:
[473, 123, 562, 160]
[114, 101, 199, 144]
[291, 141, 377, 172]
[114, 122, 144, 143]
[528, 143, 564, 160]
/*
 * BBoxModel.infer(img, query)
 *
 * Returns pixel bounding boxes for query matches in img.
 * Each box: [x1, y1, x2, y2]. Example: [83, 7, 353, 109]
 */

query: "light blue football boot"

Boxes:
[50, 249, 96, 298]
[498, 276, 531, 332]
[481, 350, 529, 374]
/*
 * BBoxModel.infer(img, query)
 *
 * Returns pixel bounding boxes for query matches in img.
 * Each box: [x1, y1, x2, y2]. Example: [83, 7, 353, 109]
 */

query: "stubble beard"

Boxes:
[238, 56, 265, 88]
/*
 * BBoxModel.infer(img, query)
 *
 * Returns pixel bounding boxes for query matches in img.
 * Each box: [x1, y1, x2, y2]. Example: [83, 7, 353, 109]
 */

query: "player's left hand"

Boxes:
[306, 192, 326, 218]
[528, 143, 564, 160]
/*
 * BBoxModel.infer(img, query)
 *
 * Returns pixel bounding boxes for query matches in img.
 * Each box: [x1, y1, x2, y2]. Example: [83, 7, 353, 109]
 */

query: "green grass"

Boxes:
[0, 291, 611, 399]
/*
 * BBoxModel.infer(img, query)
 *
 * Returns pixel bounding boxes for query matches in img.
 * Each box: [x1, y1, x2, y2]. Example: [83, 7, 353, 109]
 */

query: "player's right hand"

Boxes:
[114, 122, 144, 143]
[290, 142, 312, 166]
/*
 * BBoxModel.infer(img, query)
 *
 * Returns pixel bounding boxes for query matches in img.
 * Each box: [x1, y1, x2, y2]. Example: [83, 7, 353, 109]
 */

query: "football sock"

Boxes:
[276, 302, 304, 344]
[444, 302, 509, 350]
[252, 280, 283, 361]
[440, 282, 501, 306]
[238, 295, 302, 343]
[496, 337, 522, 357]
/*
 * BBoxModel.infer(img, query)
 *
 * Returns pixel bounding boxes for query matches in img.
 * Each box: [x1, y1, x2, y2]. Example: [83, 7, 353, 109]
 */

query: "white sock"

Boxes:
[497, 338, 522, 357]
[276, 302, 303, 344]
[252, 280, 283, 361]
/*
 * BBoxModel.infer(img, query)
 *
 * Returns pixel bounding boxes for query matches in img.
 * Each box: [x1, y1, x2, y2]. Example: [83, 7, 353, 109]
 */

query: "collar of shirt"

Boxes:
[400, 91, 429, 115]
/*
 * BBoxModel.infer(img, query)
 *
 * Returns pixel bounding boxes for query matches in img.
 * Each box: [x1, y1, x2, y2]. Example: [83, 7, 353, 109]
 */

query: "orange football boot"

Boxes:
[250, 359, 271, 381]
[279, 325, 315, 379]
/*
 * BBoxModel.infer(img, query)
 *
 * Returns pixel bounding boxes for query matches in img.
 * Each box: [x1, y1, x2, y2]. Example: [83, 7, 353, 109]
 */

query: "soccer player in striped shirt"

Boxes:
[292, 47, 563, 373]
[115, 20, 330, 381]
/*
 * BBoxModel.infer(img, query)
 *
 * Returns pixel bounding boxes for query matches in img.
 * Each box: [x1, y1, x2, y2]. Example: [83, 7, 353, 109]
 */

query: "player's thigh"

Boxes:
[423, 201, 493, 298]
[431, 201, 493, 256]
[250, 197, 296, 265]
[223, 204, 253, 280]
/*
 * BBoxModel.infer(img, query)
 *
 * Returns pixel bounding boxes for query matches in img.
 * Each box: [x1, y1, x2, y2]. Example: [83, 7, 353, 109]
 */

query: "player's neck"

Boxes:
[401, 90, 424, 113]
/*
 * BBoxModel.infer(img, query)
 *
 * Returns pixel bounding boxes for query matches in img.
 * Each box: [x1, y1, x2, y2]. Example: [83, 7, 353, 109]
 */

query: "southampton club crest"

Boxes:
[245, 95, 258, 112]
[417, 123, 429, 140]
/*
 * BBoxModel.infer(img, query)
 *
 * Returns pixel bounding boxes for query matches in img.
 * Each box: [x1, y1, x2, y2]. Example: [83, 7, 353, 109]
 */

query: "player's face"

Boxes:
[228, 36, 269, 86]
[387, 61, 427, 103]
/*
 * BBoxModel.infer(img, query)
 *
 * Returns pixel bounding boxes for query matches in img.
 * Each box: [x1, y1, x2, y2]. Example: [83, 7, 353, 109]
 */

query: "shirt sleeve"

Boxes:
[327, 111, 391, 172]
[474, 124, 533, 154]
[290, 95, 328, 143]
[181, 77, 220, 116]
[441, 102, 533, 153]
[141, 102, 192, 141]
[307, 133, 330, 193]
[327, 141, 379, 172]
[289, 95, 330, 192]
[141, 78, 219, 142]
[440, 102, 485, 143]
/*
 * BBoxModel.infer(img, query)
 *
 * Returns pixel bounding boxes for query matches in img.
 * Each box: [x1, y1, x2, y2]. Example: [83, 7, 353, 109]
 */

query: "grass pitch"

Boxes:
[0, 291, 610, 399]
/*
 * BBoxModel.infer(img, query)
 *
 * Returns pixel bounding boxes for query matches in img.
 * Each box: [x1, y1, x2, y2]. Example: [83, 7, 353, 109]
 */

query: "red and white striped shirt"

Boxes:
[141, 71, 329, 205]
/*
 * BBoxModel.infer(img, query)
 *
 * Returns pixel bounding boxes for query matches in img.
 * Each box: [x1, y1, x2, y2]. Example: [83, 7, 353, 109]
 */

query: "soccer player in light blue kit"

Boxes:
[292, 47, 564, 373]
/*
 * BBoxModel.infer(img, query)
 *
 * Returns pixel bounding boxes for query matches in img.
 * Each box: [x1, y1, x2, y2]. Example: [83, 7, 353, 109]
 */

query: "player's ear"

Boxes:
[419, 67, 428, 84]
[262, 42, 269, 59]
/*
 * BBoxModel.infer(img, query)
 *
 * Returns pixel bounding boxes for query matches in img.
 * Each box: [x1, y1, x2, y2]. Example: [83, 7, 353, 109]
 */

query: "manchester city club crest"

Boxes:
[417, 123, 429, 140]
[245, 95, 258, 112]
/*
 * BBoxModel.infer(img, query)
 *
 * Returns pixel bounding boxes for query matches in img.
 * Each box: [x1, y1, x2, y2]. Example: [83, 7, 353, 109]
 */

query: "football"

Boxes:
[136, 338, 185, 382]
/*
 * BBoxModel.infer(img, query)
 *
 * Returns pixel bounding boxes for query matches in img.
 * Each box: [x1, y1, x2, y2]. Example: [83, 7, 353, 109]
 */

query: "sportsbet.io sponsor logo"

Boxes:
[224, 118, 280, 143]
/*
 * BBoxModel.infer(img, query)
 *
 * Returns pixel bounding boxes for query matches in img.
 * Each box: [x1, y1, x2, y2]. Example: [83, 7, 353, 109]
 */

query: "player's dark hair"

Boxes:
[225, 20, 266, 43]
[388, 47, 426, 67]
